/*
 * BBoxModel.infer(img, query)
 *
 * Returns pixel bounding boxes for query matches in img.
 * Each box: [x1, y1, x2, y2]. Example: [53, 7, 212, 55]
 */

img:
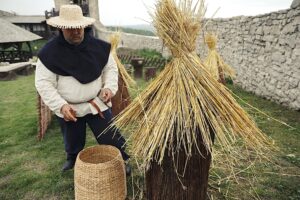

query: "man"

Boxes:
[35, 4, 130, 172]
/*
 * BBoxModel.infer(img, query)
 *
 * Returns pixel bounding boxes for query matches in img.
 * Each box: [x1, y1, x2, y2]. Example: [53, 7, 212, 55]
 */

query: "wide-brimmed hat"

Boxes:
[47, 4, 95, 29]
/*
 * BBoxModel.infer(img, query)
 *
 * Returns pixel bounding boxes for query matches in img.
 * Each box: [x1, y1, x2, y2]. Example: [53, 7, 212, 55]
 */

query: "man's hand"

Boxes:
[61, 104, 77, 122]
[100, 88, 113, 103]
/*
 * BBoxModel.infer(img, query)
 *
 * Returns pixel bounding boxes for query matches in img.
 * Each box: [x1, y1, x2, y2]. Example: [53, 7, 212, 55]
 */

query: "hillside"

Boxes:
[106, 24, 155, 36]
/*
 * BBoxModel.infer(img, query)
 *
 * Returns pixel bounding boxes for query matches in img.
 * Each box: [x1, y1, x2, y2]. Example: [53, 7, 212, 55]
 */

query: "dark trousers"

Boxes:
[57, 109, 129, 161]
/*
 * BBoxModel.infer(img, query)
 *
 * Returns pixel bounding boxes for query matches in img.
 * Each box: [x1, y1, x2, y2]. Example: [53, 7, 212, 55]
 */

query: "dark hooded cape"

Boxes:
[38, 29, 111, 84]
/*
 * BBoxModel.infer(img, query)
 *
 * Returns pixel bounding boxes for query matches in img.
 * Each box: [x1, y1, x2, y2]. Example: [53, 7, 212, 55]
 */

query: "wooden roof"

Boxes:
[0, 18, 42, 43]
[2, 15, 46, 24]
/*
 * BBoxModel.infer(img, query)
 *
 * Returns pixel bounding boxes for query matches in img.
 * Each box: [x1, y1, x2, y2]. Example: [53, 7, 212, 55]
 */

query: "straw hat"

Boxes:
[47, 4, 95, 29]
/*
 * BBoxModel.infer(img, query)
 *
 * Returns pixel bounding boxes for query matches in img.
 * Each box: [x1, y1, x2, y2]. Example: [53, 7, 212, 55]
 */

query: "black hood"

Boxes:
[38, 29, 111, 84]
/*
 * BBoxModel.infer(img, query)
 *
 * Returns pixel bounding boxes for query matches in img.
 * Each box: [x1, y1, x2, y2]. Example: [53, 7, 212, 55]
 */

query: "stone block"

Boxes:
[272, 52, 286, 63]
[258, 55, 265, 61]
[288, 77, 300, 88]
[277, 14, 287, 20]
[293, 47, 300, 56]
[291, 0, 300, 9]
[292, 16, 300, 24]
[279, 35, 296, 49]
[282, 23, 297, 34]
[265, 42, 273, 52]
[287, 9, 298, 18]
[270, 13, 278, 20]
[272, 20, 281, 25]
[256, 26, 263, 35]
[270, 26, 282, 35]
[263, 35, 275, 42]
[253, 18, 260, 23]
[287, 88, 298, 101]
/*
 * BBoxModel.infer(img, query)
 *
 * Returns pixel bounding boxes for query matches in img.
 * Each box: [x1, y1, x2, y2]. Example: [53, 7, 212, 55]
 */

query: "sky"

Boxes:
[0, 0, 294, 26]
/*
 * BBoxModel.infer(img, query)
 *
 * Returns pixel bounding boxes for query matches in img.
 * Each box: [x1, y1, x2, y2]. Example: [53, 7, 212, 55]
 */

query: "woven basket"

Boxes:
[74, 145, 127, 200]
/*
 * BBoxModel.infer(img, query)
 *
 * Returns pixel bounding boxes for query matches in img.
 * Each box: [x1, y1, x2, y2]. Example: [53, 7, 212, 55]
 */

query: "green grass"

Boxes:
[0, 75, 299, 199]
[209, 83, 300, 200]
[0, 75, 98, 199]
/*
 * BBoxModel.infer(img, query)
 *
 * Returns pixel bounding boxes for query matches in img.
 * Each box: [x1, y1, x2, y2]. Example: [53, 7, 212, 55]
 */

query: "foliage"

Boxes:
[134, 48, 163, 59]
[107, 26, 155, 36]
[30, 39, 48, 55]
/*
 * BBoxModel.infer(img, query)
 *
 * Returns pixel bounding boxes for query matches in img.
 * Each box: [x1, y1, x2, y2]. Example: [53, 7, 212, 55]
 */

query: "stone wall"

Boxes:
[198, 7, 300, 110]
[98, 30, 167, 55]
[98, 6, 300, 110]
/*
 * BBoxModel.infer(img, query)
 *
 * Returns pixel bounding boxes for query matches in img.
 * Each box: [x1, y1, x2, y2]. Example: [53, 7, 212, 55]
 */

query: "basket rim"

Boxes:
[76, 145, 123, 166]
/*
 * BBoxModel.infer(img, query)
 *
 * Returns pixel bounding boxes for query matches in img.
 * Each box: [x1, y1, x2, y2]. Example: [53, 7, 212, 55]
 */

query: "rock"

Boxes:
[256, 26, 263, 35]
[293, 47, 300, 56]
[265, 42, 273, 52]
[287, 88, 298, 101]
[263, 35, 275, 42]
[258, 55, 265, 61]
[282, 23, 297, 34]
[279, 35, 297, 49]
[289, 77, 300, 88]
[263, 26, 272, 35]
[272, 20, 281, 25]
[287, 9, 298, 18]
[253, 18, 260, 23]
[240, 16, 247, 23]
[291, 0, 300, 9]
[272, 52, 286, 63]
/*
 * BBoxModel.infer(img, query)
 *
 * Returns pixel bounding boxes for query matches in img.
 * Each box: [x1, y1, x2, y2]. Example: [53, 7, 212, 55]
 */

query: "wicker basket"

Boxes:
[74, 145, 127, 200]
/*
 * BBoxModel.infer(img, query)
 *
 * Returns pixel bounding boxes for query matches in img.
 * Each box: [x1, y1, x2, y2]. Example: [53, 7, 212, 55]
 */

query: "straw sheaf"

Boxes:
[110, 0, 274, 168]
[46, 4, 95, 29]
[205, 33, 217, 49]
[109, 32, 136, 87]
[204, 33, 236, 79]
[151, 0, 205, 57]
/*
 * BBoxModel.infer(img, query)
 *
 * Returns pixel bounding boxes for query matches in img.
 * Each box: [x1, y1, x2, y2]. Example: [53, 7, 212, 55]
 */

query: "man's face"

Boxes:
[62, 28, 84, 45]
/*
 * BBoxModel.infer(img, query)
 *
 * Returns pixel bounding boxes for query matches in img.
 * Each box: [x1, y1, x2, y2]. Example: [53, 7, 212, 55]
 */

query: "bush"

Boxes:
[135, 48, 163, 59]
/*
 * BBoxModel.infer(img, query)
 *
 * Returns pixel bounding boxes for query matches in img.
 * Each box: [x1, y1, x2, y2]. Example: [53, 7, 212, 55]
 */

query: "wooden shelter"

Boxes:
[1, 15, 49, 39]
[0, 18, 41, 63]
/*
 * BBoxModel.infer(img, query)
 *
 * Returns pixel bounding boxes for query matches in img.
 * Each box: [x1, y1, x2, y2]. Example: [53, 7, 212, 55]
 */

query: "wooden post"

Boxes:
[111, 75, 130, 116]
[131, 57, 144, 79]
[146, 133, 212, 200]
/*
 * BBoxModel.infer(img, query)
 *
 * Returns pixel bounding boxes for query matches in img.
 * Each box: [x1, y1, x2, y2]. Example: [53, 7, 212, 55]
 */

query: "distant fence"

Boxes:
[118, 53, 167, 80]
[0, 50, 32, 63]
[118, 53, 167, 68]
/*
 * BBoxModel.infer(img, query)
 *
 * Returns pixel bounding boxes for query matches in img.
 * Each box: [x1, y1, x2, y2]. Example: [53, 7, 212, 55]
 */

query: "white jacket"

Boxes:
[35, 53, 118, 118]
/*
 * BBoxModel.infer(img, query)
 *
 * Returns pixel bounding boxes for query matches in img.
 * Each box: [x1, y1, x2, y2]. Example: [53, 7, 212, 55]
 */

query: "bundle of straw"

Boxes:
[204, 33, 236, 82]
[109, 32, 135, 88]
[110, 32, 135, 116]
[111, 0, 273, 168]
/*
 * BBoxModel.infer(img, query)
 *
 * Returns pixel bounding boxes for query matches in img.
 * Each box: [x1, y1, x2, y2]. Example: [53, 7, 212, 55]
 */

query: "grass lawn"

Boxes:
[0, 74, 299, 199]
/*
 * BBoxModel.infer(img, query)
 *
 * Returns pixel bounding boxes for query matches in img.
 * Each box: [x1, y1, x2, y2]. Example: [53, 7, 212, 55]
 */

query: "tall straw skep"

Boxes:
[111, 0, 274, 168]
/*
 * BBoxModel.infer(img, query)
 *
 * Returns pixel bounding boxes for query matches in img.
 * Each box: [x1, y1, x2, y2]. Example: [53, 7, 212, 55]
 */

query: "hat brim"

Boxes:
[47, 16, 95, 29]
